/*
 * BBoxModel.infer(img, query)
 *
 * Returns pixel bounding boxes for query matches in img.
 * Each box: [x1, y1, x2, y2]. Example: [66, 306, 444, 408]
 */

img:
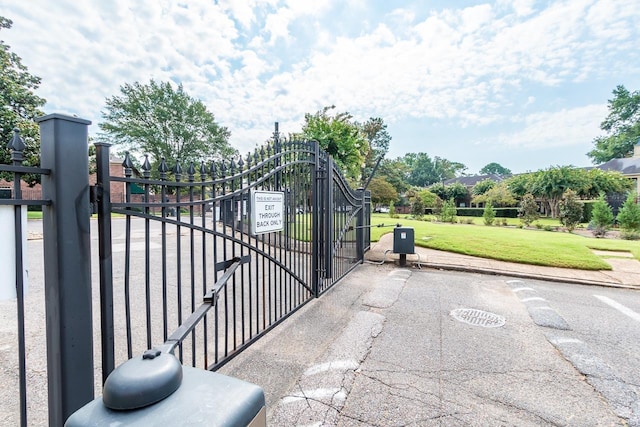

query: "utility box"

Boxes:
[65, 351, 266, 427]
[393, 227, 414, 254]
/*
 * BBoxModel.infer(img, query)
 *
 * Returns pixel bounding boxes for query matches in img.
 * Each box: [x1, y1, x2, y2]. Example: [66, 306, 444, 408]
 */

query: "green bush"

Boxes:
[518, 193, 539, 226]
[558, 189, 583, 232]
[483, 202, 496, 226]
[590, 194, 614, 237]
[456, 207, 519, 218]
[617, 192, 640, 233]
[543, 225, 554, 232]
[440, 199, 457, 223]
[620, 230, 640, 240]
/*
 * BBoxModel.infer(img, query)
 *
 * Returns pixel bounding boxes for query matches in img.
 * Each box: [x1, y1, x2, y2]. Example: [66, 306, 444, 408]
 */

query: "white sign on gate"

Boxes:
[251, 190, 285, 235]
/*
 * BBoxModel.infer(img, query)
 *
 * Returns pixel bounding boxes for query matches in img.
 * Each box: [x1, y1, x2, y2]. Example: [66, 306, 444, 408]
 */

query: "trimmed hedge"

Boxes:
[455, 207, 519, 218]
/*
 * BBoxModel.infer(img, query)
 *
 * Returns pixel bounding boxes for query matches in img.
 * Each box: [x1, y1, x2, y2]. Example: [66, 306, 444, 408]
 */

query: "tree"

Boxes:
[472, 178, 496, 195]
[368, 177, 397, 207]
[507, 166, 632, 218]
[359, 117, 391, 187]
[471, 182, 516, 207]
[99, 79, 235, 174]
[588, 85, 640, 163]
[0, 16, 46, 185]
[301, 105, 368, 179]
[558, 189, 583, 231]
[483, 202, 496, 226]
[410, 195, 425, 220]
[403, 152, 439, 187]
[416, 189, 440, 207]
[480, 162, 511, 176]
[616, 192, 640, 239]
[590, 194, 614, 237]
[518, 193, 539, 227]
[378, 158, 411, 194]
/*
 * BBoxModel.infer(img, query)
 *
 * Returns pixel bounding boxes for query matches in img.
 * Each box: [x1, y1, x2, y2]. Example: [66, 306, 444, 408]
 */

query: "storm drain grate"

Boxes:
[450, 308, 505, 328]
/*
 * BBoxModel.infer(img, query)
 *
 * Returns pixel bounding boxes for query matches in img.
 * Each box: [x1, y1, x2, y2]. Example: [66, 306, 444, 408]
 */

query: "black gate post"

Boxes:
[94, 142, 115, 382]
[324, 156, 333, 279]
[356, 188, 365, 262]
[311, 143, 321, 297]
[37, 114, 94, 426]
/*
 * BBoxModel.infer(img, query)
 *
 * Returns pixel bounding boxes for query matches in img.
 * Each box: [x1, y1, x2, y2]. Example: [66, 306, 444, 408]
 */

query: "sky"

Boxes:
[2, 0, 639, 175]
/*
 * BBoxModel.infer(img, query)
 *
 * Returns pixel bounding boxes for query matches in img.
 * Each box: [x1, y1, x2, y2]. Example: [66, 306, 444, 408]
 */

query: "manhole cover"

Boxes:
[450, 308, 505, 328]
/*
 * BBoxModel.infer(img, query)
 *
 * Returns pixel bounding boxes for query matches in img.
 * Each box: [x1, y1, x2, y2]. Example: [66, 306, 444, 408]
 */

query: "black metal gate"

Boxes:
[94, 124, 371, 379]
[1, 116, 370, 426]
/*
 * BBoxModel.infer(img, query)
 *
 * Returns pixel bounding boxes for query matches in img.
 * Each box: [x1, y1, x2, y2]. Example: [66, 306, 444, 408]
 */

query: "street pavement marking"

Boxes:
[594, 295, 640, 323]
[548, 337, 583, 345]
[532, 306, 554, 310]
[521, 297, 547, 302]
[303, 360, 359, 376]
[512, 287, 535, 292]
[506, 280, 525, 284]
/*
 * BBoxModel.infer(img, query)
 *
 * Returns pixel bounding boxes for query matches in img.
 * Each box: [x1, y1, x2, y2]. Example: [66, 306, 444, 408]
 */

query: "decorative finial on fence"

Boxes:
[8, 128, 25, 163]
[199, 161, 206, 179]
[158, 157, 168, 180]
[142, 155, 151, 179]
[187, 162, 195, 182]
[122, 152, 134, 177]
[173, 161, 182, 181]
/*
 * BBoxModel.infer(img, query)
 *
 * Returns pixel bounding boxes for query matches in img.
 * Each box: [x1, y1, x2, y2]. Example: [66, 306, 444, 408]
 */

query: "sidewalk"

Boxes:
[366, 232, 640, 289]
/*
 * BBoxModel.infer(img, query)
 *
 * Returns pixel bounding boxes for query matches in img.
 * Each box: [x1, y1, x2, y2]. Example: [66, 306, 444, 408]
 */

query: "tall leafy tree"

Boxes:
[378, 158, 410, 194]
[359, 117, 391, 187]
[479, 162, 511, 176]
[368, 177, 397, 207]
[0, 16, 46, 185]
[99, 79, 235, 172]
[587, 85, 640, 163]
[301, 105, 368, 179]
[506, 166, 631, 218]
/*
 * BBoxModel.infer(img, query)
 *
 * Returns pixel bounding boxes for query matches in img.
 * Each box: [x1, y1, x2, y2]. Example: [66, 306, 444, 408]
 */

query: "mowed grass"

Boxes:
[370, 214, 640, 270]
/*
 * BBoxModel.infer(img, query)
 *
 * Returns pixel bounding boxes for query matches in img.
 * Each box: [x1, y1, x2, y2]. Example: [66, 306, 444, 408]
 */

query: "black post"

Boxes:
[356, 188, 364, 263]
[311, 143, 320, 297]
[324, 156, 333, 279]
[95, 142, 115, 382]
[36, 114, 94, 426]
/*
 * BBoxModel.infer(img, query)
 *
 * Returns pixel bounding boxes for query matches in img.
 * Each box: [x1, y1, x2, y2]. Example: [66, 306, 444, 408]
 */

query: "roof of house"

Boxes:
[594, 157, 640, 175]
[442, 174, 507, 187]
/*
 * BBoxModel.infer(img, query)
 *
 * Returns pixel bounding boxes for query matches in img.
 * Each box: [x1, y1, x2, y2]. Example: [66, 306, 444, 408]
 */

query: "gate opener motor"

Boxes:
[393, 226, 415, 267]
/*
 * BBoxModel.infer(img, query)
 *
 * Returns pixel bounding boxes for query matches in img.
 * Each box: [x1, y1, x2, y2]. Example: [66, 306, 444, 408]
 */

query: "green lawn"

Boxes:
[370, 214, 640, 270]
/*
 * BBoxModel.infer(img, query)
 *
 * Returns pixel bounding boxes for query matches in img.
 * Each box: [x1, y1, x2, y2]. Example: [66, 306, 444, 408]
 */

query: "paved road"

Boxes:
[220, 263, 639, 426]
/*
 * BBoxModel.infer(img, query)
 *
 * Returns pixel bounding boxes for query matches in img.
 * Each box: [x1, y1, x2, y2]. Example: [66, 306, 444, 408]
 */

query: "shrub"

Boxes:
[543, 225, 554, 232]
[590, 194, 614, 237]
[617, 192, 640, 233]
[518, 193, 539, 227]
[535, 222, 543, 229]
[389, 201, 399, 218]
[483, 202, 496, 226]
[440, 199, 457, 223]
[411, 196, 425, 220]
[500, 218, 508, 226]
[621, 230, 640, 240]
[558, 189, 583, 232]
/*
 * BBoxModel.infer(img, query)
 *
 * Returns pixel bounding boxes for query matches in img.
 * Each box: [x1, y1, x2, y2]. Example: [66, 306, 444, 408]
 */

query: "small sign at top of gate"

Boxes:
[251, 190, 285, 235]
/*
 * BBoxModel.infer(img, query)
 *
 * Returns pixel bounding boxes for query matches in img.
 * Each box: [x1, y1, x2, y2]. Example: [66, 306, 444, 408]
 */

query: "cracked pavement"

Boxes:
[220, 264, 630, 426]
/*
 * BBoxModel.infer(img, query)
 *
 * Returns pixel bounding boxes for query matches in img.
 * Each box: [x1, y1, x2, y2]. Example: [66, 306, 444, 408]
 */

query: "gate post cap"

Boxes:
[102, 349, 183, 410]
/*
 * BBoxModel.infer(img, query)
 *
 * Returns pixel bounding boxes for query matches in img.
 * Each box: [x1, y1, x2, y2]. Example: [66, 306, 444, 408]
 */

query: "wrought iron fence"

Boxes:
[0, 116, 371, 426]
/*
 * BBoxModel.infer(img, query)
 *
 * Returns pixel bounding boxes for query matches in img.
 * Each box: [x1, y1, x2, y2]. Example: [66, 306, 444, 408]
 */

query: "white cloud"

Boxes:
[496, 104, 608, 149]
[1, 0, 638, 165]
